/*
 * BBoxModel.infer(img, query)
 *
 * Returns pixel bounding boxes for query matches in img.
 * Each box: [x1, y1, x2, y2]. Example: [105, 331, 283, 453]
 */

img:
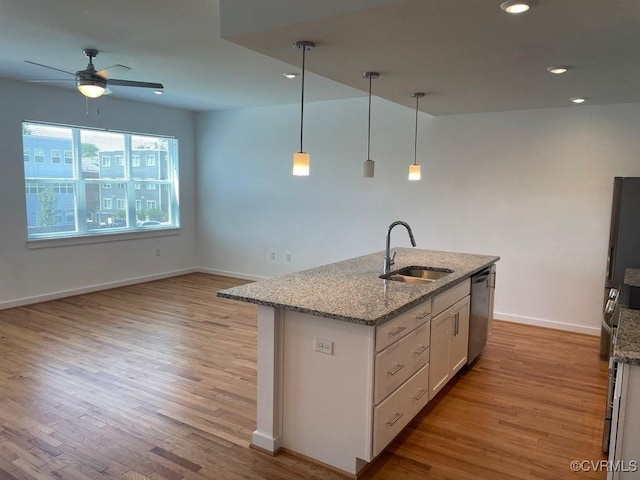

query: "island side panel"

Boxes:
[281, 310, 376, 475]
[252, 305, 285, 452]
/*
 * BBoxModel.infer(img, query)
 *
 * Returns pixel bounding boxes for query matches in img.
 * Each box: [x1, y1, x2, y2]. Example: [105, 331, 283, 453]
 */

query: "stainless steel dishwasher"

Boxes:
[467, 265, 495, 364]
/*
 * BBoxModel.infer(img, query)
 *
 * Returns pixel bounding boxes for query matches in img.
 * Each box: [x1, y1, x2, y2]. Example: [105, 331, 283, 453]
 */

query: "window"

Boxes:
[132, 155, 140, 167]
[146, 154, 156, 166]
[22, 121, 179, 239]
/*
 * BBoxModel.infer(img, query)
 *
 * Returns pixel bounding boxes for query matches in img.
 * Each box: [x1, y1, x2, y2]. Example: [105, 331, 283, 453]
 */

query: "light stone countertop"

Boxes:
[217, 248, 499, 326]
[614, 308, 640, 365]
[624, 268, 640, 288]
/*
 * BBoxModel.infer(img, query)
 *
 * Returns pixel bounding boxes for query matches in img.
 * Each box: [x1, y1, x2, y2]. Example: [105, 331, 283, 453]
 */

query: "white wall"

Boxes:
[196, 97, 640, 334]
[0, 78, 197, 308]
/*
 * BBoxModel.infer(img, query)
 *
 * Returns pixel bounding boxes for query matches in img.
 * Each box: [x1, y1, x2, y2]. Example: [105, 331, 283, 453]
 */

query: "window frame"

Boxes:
[22, 121, 180, 246]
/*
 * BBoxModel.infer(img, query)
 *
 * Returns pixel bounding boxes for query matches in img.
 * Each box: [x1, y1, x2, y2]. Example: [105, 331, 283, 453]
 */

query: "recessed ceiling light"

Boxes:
[547, 66, 568, 74]
[500, 1, 532, 14]
[283, 73, 299, 79]
[571, 97, 586, 104]
[153, 90, 164, 95]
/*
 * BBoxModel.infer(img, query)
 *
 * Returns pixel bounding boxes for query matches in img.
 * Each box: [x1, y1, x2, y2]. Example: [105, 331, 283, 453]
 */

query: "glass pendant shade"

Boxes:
[293, 152, 310, 176]
[408, 163, 421, 181]
[362, 159, 375, 178]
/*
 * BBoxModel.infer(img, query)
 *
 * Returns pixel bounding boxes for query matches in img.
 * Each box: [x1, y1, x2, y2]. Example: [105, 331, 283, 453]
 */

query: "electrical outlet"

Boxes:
[155, 247, 161, 256]
[314, 337, 333, 355]
[268, 251, 276, 262]
[286, 252, 292, 262]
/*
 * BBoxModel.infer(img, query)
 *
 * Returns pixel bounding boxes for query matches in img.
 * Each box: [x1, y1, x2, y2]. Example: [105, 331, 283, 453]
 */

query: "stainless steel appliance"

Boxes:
[602, 287, 620, 453]
[602, 177, 640, 356]
[467, 265, 496, 364]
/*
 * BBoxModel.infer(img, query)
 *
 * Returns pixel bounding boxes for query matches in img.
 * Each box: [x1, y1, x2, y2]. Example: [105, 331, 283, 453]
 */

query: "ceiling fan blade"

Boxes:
[25, 60, 75, 76]
[108, 79, 164, 89]
[97, 64, 131, 78]
[27, 79, 76, 83]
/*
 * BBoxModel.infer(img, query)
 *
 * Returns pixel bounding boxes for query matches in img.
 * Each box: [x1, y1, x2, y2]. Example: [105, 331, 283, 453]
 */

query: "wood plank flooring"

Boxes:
[0, 273, 607, 479]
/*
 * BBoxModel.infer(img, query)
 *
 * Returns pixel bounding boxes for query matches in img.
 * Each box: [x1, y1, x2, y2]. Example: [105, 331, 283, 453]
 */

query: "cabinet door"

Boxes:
[449, 296, 470, 376]
[429, 307, 451, 400]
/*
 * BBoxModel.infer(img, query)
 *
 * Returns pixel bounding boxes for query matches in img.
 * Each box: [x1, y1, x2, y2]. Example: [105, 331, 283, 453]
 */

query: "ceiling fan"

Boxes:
[25, 48, 164, 98]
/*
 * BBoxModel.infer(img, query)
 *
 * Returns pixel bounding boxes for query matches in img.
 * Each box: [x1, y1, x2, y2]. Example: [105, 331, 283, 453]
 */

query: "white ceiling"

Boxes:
[1, 0, 640, 115]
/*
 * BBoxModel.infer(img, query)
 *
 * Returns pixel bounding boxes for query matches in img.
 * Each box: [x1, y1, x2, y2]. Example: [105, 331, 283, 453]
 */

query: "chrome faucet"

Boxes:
[384, 221, 417, 274]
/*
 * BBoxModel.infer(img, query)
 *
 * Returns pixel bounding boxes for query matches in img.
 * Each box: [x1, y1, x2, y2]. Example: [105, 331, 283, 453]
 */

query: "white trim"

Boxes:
[197, 267, 268, 282]
[0, 268, 197, 310]
[495, 312, 600, 336]
[252, 430, 282, 453]
[27, 227, 181, 249]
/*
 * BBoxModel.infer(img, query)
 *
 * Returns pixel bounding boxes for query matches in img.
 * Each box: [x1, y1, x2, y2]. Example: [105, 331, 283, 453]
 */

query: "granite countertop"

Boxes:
[624, 268, 640, 288]
[614, 308, 640, 365]
[217, 248, 499, 326]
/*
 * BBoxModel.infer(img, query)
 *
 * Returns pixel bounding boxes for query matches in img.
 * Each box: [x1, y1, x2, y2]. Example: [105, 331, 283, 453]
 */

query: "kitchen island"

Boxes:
[217, 248, 499, 475]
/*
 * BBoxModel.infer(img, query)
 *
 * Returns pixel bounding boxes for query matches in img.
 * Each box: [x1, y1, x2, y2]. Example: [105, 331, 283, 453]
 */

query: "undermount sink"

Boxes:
[381, 266, 454, 284]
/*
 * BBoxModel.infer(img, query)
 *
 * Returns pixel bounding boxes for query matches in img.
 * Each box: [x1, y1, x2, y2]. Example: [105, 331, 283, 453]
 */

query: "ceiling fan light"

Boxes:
[77, 78, 106, 98]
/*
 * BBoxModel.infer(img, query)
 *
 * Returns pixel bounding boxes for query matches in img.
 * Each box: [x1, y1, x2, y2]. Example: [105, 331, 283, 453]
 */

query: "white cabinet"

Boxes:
[372, 300, 431, 456]
[449, 296, 470, 375]
[609, 362, 640, 479]
[429, 279, 471, 400]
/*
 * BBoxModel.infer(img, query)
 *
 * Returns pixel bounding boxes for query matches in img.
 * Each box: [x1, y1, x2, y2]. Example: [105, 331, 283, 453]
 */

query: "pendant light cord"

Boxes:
[367, 74, 372, 160]
[413, 95, 419, 166]
[299, 46, 306, 153]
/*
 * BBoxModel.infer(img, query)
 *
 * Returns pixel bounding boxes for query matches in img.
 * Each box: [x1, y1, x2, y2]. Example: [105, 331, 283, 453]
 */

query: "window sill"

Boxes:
[26, 227, 181, 249]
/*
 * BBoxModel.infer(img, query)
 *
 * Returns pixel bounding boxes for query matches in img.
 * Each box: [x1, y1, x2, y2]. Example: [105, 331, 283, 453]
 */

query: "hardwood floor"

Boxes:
[0, 274, 607, 480]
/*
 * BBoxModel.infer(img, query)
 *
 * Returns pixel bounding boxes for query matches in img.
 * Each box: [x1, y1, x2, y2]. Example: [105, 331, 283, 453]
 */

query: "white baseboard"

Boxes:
[197, 267, 268, 282]
[0, 268, 198, 310]
[495, 312, 600, 336]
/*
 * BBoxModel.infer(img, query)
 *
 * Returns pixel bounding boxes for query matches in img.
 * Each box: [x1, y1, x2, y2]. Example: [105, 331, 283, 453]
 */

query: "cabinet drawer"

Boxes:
[432, 278, 470, 317]
[373, 363, 430, 457]
[375, 322, 430, 404]
[376, 301, 432, 352]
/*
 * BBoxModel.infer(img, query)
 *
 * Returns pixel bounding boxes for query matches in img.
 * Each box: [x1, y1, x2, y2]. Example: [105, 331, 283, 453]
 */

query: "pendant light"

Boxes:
[292, 40, 315, 176]
[362, 72, 379, 178]
[408, 92, 425, 181]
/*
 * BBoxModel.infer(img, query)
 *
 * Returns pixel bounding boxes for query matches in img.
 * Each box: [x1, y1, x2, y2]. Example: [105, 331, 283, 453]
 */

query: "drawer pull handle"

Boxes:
[386, 412, 404, 427]
[388, 363, 405, 376]
[388, 326, 407, 337]
[414, 345, 428, 355]
[413, 388, 427, 400]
